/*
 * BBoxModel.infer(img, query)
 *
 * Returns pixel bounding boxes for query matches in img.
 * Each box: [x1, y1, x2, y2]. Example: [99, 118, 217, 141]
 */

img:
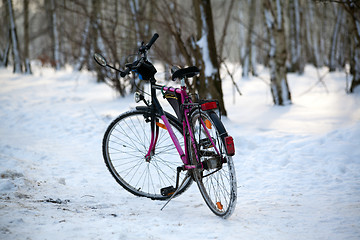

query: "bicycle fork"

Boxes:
[145, 118, 160, 162]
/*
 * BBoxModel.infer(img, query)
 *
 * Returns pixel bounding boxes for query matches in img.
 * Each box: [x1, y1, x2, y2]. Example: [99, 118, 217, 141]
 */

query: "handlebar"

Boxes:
[122, 33, 159, 77]
[146, 33, 159, 50]
[139, 33, 159, 53]
[94, 33, 159, 79]
[120, 67, 131, 77]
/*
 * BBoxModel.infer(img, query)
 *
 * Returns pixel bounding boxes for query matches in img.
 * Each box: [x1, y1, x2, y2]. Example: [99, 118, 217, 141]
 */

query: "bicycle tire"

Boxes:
[103, 108, 192, 200]
[189, 109, 237, 218]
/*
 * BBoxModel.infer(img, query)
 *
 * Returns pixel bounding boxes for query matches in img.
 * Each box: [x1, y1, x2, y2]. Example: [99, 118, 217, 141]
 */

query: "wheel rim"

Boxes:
[193, 157, 236, 216]
[190, 111, 237, 217]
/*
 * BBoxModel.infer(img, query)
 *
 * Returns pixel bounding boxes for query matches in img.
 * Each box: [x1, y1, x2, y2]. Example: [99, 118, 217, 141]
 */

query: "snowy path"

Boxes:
[1, 66, 359, 239]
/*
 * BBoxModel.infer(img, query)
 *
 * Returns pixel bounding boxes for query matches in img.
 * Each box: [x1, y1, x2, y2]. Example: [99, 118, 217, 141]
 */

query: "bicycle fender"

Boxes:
[207, 111, 228, 141]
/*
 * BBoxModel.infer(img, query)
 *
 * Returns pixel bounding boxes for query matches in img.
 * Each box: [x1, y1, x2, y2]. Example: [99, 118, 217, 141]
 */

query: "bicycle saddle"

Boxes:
[171, 66, 200, 81]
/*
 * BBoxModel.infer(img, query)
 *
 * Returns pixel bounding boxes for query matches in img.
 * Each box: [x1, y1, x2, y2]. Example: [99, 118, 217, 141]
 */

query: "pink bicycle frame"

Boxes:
[144, 83, 221, 170]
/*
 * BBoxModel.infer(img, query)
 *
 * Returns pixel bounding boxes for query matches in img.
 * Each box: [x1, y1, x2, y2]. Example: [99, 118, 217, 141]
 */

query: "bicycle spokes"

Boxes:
[189, 109, 237, 218]
[103, 109, 192, 201]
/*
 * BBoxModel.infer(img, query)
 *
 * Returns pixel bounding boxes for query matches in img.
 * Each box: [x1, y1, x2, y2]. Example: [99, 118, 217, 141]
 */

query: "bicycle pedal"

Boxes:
[160, 186, 176, 196]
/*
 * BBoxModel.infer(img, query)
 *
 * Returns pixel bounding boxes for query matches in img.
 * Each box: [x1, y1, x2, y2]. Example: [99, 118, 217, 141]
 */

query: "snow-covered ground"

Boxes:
[0, 64, 359, 240]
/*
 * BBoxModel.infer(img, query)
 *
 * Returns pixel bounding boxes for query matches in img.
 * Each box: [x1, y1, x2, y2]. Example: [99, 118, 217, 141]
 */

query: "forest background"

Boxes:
[1, 0, 359, 115]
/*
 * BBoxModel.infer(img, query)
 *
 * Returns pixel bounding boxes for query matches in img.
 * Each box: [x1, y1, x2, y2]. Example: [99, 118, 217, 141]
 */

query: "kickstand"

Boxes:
[160, 174, 190, 211]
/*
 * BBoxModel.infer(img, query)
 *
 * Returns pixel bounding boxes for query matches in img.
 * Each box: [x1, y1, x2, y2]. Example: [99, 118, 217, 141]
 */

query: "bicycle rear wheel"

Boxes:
[189, 109, 237, 218]
[103, 108, 192, 200]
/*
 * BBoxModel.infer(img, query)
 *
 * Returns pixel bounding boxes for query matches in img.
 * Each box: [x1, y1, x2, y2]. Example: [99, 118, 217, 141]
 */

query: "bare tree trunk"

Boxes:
[341, 1, 360, 92]
[74, 18, 90, 71]
[193, 0, 206, 97]
[129, 0, 141, 41]
[242, 0, 257, 78]
[1, 0, 10, 68]
[108, 1, 126, 96]
[288, 0, 303, 73]
[218, 0, 235, 61]
[193, 0, 227, 115]
[350, 35, 360, 92]
[0, 34, 11, 67]
[238, 1, 246, 68]
[50, 0, 60, 70]
[319, 6, 326, 67]
[329, 5, 344, 72]
[23, 0, 32, 74]
[155, 0, 227, 114]
[264, 0, 292, 106]
[7, 0, 22, 73]
[91, 0, 106, 82]
[305, 0, 321, 67]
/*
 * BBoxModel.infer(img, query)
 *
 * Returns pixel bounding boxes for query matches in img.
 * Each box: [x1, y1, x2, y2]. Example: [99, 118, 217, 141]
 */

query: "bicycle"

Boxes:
[94, 33, 237, 218]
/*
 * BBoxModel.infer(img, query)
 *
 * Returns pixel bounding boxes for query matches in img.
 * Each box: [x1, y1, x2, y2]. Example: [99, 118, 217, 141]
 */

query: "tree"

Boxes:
[23, 0, 32, 74]
[50, 0, 61, 70]
[241, 0, 258, 78]
[193, 0, 227, 115]
[288, 0, 304, 73]
[154, 0, 227, 115]
[7, 0, 22, 73]
[304, 0, 321, 67]
[90, 0, 106, 82]
[74, 18, 90, 71]
[0, 0, 10, 68]
[263, 0, 292, 105]
[4, 0, 355, 102]
[0, 31, 11, 68]
[341, 0, 360, 92]
[328, 5, 344, 72]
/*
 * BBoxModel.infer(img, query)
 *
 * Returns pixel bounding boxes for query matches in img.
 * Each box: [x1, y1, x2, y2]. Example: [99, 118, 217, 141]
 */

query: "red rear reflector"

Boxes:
[224, 136, 235, 156]
[201, 101, 217, 111]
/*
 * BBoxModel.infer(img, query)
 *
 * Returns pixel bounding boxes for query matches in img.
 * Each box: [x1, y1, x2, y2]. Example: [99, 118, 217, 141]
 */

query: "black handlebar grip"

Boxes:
[120, 67, 131, 77]
[146, 33, 159, 49]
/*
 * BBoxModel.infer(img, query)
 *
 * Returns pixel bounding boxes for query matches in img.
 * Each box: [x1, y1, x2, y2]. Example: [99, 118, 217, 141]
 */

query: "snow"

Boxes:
[1, 64, 360, 239]
[197, 34, 216, 78]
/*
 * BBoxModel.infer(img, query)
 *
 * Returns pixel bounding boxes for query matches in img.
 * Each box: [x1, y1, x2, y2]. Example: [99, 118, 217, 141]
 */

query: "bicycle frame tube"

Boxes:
[160, 115, 187, 162]
[145, 81, 190, 165]
[146, 81, 202, 168]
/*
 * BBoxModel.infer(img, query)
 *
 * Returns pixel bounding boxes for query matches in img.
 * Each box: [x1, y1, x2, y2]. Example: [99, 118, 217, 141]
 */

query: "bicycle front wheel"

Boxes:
[103, 108, 192, 200]
[189, 109, 237, 218]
